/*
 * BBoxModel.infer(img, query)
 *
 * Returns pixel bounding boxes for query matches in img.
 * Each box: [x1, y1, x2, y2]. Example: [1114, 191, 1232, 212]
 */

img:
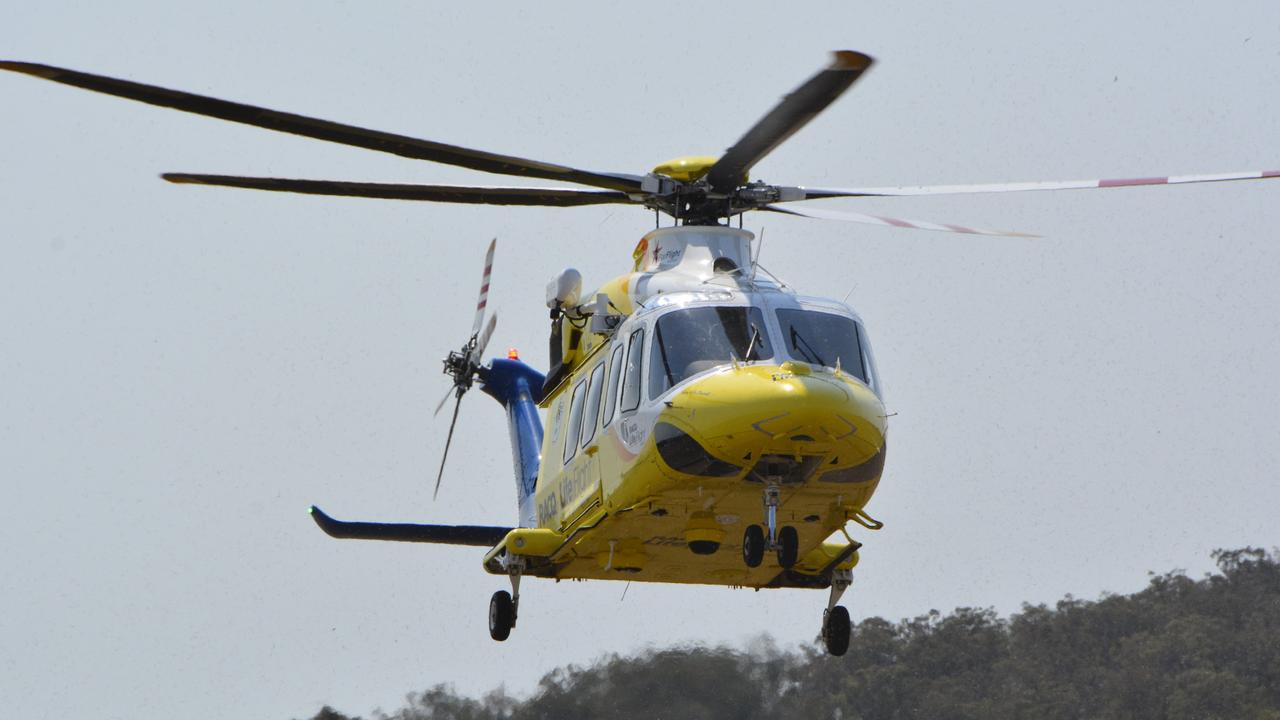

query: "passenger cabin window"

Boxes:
[580, 363, 606, 448]
[619, 328, 645, 413]
[650, 306, 772, 399]
[562, 379, 587, 464]
[602, 345, 625, 427]
[775, 309, 867, 382]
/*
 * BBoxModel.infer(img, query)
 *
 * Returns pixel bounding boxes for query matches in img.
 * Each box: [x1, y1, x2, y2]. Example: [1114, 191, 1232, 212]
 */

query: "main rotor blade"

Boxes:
[472, 239, 496, 337]
[434, 394, 463, 500]
[162, 174, 637, 205]
[0, 61, 645, 193]
[790, 169, 1280, 200]
[761, 204, 1038, 238]
[706, 51, 874, 194]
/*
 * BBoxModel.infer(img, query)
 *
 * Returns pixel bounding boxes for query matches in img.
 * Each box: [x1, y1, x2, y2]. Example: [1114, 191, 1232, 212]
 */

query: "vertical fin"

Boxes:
[479, 358, 546, 526]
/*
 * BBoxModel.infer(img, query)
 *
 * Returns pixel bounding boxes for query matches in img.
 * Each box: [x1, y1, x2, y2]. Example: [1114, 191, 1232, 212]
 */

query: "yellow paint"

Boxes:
[503, 528, 567, 557]
[684, 512, 725, 546]
[507, 360, 887, 590]
[795, 541, 861, 574]
[652, 155, 720, 183]
[595, 274, 636, 316]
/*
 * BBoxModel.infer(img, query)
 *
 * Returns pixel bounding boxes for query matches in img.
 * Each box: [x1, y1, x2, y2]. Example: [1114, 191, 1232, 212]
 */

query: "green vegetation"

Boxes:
[305, 548, 1280, 720]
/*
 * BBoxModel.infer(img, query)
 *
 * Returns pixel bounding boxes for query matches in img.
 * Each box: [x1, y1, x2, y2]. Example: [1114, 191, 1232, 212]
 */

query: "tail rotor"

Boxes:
[433, 238, 498, 499]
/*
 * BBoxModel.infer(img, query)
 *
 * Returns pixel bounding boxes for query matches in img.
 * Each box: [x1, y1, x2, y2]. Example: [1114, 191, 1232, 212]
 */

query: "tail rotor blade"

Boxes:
[471, 313, 498, 365]
[472, 238, 496, 337]
[433, 384, 456, 417]
[433, 394, 464, 500]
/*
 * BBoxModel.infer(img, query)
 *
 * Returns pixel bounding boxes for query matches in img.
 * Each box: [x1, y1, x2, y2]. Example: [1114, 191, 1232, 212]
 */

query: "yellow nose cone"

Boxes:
[664, 364, 887, 467]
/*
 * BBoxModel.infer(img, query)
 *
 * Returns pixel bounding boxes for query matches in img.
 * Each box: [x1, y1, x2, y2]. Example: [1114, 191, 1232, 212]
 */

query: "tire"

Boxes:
[488, 590, 514, 641]
[777, 526, 799, 569]
[742, 525, 765, 567]
[824, 605, 851, 657]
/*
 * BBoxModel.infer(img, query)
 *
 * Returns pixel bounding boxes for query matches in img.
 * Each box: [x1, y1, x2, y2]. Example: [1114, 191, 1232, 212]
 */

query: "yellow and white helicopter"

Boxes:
[4, 51, 1276, 656]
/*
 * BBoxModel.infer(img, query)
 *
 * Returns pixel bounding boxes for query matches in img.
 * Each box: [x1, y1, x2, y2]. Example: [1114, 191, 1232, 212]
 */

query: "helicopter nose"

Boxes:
[656, 362, 886, 479]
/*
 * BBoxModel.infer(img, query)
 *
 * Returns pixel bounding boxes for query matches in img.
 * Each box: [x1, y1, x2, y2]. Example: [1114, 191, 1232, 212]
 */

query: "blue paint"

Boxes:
[479, 358, 545, 527]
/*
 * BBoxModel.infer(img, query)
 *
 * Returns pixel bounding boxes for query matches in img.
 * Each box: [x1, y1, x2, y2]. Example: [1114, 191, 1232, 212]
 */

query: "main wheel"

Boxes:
[777, 526, 799, 569]
[488, 590, 514, 641]
[742, 524, 765, 568]
[824, 605, 851, 657]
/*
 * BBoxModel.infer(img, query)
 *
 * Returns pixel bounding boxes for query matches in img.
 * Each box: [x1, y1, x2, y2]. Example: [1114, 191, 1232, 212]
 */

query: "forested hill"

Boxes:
[306, 548, 1280, 720]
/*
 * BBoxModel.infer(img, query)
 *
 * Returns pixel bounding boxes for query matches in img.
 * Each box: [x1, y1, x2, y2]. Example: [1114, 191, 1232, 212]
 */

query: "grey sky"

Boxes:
[3, 2, 1278, 718]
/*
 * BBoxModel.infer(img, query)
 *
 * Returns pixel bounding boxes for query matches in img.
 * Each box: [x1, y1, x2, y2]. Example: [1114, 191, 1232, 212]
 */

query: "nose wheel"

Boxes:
[743, 485, 799, 569]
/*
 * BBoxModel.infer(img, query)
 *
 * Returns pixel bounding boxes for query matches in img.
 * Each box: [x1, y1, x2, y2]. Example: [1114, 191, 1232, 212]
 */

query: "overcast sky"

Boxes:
[3, 2, 1279, 718]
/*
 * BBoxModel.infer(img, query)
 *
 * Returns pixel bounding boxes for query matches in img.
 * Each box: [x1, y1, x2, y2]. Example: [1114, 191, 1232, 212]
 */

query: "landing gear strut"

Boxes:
[743, 484, 799, 568]
[821, 568, 852, 656]
[489, 555, 524, 642]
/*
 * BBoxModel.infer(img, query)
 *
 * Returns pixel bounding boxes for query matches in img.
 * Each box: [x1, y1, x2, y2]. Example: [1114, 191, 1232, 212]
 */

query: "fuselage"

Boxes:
[517, 226, 887, 588]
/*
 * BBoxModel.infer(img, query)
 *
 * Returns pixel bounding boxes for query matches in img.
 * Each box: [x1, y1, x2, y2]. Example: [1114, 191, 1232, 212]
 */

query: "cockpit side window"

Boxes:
[619, 328, 645, 414]
[856, 321, 882, 396]
[649, 306, 772, 399]
[775, 309, 867, 382]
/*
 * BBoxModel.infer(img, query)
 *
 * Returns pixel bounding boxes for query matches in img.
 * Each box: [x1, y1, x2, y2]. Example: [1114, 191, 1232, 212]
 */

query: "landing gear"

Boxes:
[742, 484, 800, 569]
[823, 606, 851, 656]
[763, 484, 780, 547]
[489, 554, 524, 642]
[821, 568, 853, 656]
[742, 524, 765, 567]
[489, 590, 514, 641]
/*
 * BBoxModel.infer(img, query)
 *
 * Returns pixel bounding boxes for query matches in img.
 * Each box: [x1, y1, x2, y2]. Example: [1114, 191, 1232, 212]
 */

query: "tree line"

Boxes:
[304, 547, 1280, 720]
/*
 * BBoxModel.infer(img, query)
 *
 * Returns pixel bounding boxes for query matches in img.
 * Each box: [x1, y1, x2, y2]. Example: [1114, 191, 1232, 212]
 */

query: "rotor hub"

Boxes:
[651, 156, 720, 183]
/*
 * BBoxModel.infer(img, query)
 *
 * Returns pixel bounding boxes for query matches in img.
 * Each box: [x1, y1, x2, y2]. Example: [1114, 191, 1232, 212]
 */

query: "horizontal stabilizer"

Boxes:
[308, 505, 511, 547]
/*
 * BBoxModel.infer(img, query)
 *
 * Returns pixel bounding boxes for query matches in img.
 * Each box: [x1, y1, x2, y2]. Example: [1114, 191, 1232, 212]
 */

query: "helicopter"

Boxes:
[3, 51, 1276, 657]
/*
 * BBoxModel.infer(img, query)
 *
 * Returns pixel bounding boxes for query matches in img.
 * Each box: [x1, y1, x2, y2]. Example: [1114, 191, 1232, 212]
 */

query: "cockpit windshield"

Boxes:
[649, 306, 773, 399]
[776, 309, 872, 385]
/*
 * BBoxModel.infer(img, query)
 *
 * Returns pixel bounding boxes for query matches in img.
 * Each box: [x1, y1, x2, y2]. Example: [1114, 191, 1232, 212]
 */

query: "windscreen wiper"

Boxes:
[654, 322, 677, 388]
[742, 324, 763, 361]
[789, 326, 826, 366]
